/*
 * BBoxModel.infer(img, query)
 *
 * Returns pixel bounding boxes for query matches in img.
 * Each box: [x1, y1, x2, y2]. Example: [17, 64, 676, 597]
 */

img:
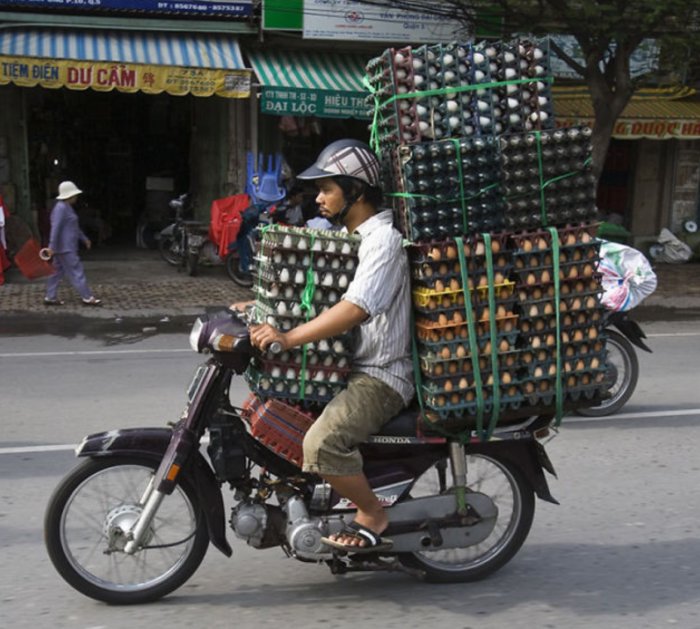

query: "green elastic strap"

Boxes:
[388, 182, 499, 206]
[547, 226, 564, 423]
[482, 233, 501, 441]
[451, 139, 469, 233]
[380, 76, 554, 110]
[362, 73, 381, 154]
[534, 131, 547, 226]
[298, 232, 317, 401]
[255, 222, 276, 324]
[455, 236, 484, 435]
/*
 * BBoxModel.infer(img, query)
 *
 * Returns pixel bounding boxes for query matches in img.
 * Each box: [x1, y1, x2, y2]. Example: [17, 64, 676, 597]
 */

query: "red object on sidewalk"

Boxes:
[0, 245, 9, 285]
[13, 238, 55, 280]
[209, 194, 250, 259]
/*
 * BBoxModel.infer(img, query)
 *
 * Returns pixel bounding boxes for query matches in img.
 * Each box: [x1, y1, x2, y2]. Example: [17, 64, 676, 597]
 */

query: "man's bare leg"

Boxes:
[325, 473, 388, 547]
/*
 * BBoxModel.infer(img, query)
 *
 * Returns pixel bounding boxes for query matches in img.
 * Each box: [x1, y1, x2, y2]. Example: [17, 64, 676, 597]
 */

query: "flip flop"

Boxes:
[44, 298, 65, 306]
[321, 521, 393, 554]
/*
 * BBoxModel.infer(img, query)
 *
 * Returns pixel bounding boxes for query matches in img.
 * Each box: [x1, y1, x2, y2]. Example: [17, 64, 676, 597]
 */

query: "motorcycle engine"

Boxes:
[230, 502, 285, 549]
[284, 496, 328, 559]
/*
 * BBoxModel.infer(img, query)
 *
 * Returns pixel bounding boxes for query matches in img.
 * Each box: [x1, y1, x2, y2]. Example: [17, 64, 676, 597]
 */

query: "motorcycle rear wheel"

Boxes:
[225, 252, 254, 287]
[45, 456, 209, 604]
[399, 453, 534, 583]
[575, 329, 639, 417]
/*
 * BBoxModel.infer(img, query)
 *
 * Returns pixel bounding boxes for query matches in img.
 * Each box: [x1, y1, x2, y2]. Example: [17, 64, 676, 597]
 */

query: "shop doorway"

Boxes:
[596, 139, 637, 226]
[26, 89, 193, 247]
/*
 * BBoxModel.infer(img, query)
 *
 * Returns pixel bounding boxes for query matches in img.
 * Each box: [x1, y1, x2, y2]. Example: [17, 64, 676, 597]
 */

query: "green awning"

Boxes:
[247, 50, 370, 119]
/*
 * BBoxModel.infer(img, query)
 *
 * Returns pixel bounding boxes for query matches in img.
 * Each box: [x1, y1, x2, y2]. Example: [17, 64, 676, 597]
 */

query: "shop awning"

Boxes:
[0, 28, 251, 98]
[247, 50, 370, 119]
[554, 87, 700, 139]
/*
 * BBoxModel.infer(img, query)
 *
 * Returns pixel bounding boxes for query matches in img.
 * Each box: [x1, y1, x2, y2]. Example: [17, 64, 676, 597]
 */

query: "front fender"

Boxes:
[77, 428, 232, 557]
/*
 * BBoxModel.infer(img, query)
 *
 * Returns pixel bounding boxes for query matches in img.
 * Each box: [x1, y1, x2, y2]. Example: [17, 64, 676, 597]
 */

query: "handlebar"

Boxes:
[231, 306, 283, 355]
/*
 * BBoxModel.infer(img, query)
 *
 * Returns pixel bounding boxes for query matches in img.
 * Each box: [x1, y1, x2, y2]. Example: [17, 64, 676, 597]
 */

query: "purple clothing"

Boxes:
[45, 251, 92, 300]
[49, 200, 88, 254]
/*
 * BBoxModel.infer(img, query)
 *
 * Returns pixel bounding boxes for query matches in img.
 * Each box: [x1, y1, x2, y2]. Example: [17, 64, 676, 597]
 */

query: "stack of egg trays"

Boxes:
[365, 46, 416, 147]
[386, 135, 505, 242]
[246, 226, 360, 406]
[510, 225, 608, 408]
[499, 126, 599, 231]
[478, 38, 554, 136]
[409, 237, 524, 421]
[365, 42, 495, 152]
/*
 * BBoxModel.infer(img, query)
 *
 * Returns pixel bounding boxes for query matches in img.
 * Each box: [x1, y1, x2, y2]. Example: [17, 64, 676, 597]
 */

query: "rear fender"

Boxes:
[470, 439, 559, 505]
[77, 428, 232, 557]
[609, 312, 652, 353]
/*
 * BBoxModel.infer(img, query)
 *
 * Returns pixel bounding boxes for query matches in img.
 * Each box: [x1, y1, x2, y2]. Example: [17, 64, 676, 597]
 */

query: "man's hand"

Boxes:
[230, 300, 254, 313]
[250, 324, 288, 352]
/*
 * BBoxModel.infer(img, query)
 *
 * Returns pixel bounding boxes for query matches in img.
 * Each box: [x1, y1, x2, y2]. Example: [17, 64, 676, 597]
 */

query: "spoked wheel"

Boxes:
[45, 457, 209, 604]
[399, 453, 535, 582]
[575, 329, 639, 417]
[158, 232, 184, 267]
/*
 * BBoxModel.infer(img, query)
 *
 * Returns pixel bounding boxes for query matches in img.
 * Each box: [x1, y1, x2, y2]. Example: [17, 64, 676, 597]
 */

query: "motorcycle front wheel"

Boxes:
[575, 329, 639, 417]
[45, 456, 209, 604]
[399, 453, 535, 583]
[158, 231, 184, 267]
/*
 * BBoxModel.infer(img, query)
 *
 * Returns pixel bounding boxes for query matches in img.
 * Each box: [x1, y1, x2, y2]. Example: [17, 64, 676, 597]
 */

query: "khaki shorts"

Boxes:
[302, 372, 405, 476]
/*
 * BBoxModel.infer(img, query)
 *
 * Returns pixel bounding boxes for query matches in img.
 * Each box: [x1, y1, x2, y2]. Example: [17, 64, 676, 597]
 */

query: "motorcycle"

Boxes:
[44, 309, 558, 605]
[157, 193, 212, 276]
[575, 311, 651, 417]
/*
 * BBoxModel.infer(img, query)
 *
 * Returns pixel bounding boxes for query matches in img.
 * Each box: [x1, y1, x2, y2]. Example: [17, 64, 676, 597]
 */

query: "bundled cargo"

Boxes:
[245, 225, 360, 406]
[412, 226, 608, 433]
[500, 127, 598, 230]
[385, 135, 504, 241]
[365, 38, 553, 152]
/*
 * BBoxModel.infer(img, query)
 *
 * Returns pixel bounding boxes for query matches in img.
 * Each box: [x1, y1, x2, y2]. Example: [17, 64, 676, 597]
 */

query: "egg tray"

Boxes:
[260, 225, 360, 255]
[258, 250, 359, 276]
[254, 291, 343, 315]
[255, 267, 355, 295]
[245, 367, 346, 405]
[410, 262, 513, 291]
[521, 351, 607, 378]
[516, 277, 603, 303]
[510, 223, 599, 252]
[412, 284, 516, 310]
[416, 332, 519, 362]
[513, 247, 600, 270]
[504, 204, 599, 232]
[419, 389, 526, 420]
[518, 311, 606, 336]
[480, 38, 554, 135]
[255, 357, 352, 382]
[421, 362, 521, 392]
[365, 42, 497, 149]
[415, 313, 519, 337]
[516, 293, 603, 320]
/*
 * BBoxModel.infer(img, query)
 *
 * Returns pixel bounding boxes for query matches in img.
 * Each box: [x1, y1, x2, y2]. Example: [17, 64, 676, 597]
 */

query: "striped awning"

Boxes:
[554, 87, 700, 139]
[0, 28, 251, 98]
[247, 50, 370, 119]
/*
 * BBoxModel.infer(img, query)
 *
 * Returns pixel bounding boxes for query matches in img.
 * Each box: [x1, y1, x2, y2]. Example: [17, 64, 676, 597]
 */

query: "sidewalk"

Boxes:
[0, 246, 254, 322]
[1, 245, 699, 324]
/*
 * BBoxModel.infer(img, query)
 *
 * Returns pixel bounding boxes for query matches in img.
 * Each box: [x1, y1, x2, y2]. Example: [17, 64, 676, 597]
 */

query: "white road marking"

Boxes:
[0, 348, 191, 358]
[645, 332, 700, 338]
[1, 411, 698, 455]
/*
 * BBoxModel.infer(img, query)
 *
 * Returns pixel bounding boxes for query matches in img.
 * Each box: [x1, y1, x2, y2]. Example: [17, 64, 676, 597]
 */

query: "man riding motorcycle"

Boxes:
[238, 139, 414, 552]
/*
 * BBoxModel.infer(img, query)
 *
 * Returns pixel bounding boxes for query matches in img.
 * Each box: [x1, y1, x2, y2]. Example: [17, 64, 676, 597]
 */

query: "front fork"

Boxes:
[123, 364, 221, 555]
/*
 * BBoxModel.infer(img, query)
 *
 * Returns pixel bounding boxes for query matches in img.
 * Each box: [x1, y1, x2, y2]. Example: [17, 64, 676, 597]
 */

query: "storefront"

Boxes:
[554, 87, 700, 244]
[0, 26, 252, 244]
[246, 49, 372, 179]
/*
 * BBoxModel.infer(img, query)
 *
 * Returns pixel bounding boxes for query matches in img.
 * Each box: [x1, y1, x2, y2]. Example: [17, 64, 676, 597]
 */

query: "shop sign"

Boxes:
[1, 0, 252, 17]
[557, 117, 700, 140]
[302, 0, 465, 42]
[0, 56, 251, 98]
[261, 87, 370, 119]
[263, 0, 303, 29]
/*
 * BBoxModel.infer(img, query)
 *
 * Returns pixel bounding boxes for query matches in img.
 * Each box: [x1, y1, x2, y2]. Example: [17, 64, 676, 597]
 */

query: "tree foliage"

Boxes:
[357, 0, 700, 180]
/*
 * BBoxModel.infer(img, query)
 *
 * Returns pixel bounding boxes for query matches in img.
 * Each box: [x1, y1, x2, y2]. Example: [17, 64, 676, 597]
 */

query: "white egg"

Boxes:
[279, 268, 290, 283]
[297, 237, 308, 250]
[338, 274, 348, 288]
[342, 243, 352, 254]
[282, 235, 293, 248]
[276, 302, 287, 315]
[328, 290, 338, 302]
[287, 252, 297, 265]
[268, 285, 279, 297]
[273, 252, 283, 264]
[473, 52, 485, 64]
[286, 368, 296, 379]
[292, 303, 302, 317]
[333, 340, 344, 353]
[312, 239, 322, 252]
[284, 286, 295, 299]
[313, 371, 324, 381]
[325, 240, 336, 254]
[318, 339, 330, 352]
[294, 270, 305, 284]
[337, 357, 348, 368]
[322, 273, 334, 287]
[317, 385, 328, 398]
[260, 378, 271, 390]
[271, 367, 281, 378]
[329, 372, 339, 383]
[289, 383, 299, 395]
[274, 382, 285, 393]
[323, 355, 334, 367]
[266, 315, 276, 326]
[317, 256, 326, 268]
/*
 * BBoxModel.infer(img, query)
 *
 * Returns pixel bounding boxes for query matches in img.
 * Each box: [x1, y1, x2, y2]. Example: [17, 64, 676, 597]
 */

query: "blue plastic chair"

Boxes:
[246, 152, 286, 205]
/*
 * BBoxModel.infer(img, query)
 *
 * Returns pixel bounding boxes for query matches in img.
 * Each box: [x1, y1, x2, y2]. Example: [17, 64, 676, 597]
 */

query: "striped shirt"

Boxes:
[343, 210, 414, 405]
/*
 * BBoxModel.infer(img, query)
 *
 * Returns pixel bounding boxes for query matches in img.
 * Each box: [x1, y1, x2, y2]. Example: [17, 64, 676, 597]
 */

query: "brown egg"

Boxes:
[532, 336, 542, 348]
[492, 240, 501, 253]
[438, 263, 449, 275]
[541, 270, 551, 283]
[437, 313, 448, 326]
[548, 364, 558, 376]
[444, 379, 454, 392]
[480, 306, 490, 321]
[478, 275, 489, 287]
[440, 346, 451, 359]
[465, 390, 475, 402]
[533, 287, 543, 299]
[421, 263, 433, 277]
[448, 361, 458, 374]
[522, 352, 533, 364]
[526, 273, 537, 286]
[456, 344, 467, 358]
[459, 326, 468, 339]
[434, 279, 445, 292]
[458, 377, 469, 390]
[588, 327, 598, 339]
[499, 339, 510, 351]
[566, 233, 577, 246]
[534, 366, 544, 378]
[582, 264, 594, 277]
[502, 372, 512, 384]
[449, 278, 461, 291]
[591, 357, 600, 369]
[523, 381, 535, 394]
[444, 329, 455, 341]
[441, 296, 452, 309]
[453, 311, 464, 324]
[429, 247, 442, 261]
[433, 363, 444, 376]
[543, 303, 554, 315]
[545, 334, 556, 346]
[445, 245, 458, 259]
[566, 375, 577, 387]
[539, 380, 551, 392]
[494, 272, 505, 283]
[475, 242, 486, 256]
[573, 329, 584, 342]
[436, 395, 446, 407]
[522, 239, 533, 252]
[581, 232, 592, 243]
[568, 265, 579, 279]
[576, 359, 585, 371]
[537, 237, 548, 250]
[530, 256, 539, 267]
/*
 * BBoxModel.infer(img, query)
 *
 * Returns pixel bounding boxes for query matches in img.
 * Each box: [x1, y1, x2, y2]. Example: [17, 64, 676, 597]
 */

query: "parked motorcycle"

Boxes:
[44, 309, 558, 604]
[157, 193, 211, 276]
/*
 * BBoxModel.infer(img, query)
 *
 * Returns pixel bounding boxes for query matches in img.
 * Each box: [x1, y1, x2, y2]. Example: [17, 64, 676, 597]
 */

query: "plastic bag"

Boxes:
[652, 228, 693, 264]
[598, 240, 657, 312]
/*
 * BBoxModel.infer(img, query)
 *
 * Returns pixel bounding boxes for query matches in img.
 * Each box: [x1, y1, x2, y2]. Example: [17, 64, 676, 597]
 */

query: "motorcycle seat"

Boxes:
[372, 404, 420, 438]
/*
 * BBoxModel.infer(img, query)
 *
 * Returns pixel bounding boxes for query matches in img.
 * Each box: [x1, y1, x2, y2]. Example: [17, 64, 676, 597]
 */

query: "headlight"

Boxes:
[189, 317, 205, 352]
